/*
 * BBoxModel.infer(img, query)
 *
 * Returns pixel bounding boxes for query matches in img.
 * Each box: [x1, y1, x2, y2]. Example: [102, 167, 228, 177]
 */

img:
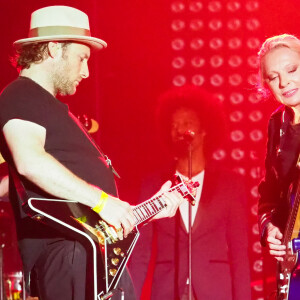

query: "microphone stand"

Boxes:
[176, 130, 195, 299]
[187, 141, 193, 300]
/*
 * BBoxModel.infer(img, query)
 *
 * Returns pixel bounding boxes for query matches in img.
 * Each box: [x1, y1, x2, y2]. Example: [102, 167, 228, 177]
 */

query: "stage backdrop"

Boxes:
[1, 1, 300, 299]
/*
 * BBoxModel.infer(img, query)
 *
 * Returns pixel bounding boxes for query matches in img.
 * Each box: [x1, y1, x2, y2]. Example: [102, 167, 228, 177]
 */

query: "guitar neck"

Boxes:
[283, 177, 300, 245]
[133, 182, 189, 226]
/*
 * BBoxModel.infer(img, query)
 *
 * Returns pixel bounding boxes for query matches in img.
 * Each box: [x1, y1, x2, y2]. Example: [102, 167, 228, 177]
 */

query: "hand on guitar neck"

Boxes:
[151, 180, 185, 220]
[98, 194, 136, 240]
[265, 222, 286, 261]
[99, 180, 185, 239]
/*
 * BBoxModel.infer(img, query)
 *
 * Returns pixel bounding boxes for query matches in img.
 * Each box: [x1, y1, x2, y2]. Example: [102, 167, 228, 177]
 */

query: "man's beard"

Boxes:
[52, 58, 75, 96]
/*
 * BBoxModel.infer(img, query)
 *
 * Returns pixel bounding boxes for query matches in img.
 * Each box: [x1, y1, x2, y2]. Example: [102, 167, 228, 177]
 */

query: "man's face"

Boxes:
[52, 43, 90, 96]
[170, 107, 206, 155]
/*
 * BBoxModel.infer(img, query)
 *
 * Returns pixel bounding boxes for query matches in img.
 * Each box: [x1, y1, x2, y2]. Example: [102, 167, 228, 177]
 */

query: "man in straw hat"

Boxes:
[0, 5, 183, 300]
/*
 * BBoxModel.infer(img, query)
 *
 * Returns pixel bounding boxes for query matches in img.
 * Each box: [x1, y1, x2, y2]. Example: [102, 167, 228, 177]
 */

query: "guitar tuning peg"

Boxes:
[77, 114, 99, 133]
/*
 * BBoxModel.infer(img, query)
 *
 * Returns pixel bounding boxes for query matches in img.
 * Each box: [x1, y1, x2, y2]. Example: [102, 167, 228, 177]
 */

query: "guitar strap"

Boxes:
[70, 112, 120, 179]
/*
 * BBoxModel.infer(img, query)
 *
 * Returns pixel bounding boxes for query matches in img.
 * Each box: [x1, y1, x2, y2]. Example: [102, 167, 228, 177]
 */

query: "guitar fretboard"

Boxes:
[133, 183, 190, 226]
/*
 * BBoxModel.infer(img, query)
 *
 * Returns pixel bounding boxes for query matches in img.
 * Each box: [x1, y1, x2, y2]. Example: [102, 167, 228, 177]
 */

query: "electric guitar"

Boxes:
[22, 175, 198, 300]
[277, 167, 300, 300]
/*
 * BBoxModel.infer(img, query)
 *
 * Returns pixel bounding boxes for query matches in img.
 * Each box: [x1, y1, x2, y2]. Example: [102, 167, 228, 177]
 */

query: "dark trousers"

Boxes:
[33, 239, 86, 300]
[30, 239, 136, 300]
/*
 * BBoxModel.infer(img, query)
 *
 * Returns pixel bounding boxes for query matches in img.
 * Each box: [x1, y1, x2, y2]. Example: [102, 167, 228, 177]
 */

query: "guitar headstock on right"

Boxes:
[172, 174, 199, 206]
[77, 114, 99, 134]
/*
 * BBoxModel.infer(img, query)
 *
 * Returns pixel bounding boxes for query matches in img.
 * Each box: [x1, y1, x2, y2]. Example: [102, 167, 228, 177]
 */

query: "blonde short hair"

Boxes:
[257, 34, 300, 96]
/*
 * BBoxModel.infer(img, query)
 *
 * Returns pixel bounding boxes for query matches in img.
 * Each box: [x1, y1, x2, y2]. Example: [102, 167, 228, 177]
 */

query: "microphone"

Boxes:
[178, 130, 195, 143]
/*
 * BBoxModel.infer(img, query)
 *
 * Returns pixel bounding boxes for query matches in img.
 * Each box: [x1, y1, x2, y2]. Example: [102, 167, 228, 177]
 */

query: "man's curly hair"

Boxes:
[155, 85, 226, 158]
[11, 42, 70, 71]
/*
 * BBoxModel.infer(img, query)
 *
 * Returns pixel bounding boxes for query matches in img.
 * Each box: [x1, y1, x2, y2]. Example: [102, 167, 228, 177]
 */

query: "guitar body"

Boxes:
[277, 176, 300, 300]
[287, 254, 300, 300]
[277, 244, 299, 300]
[25, 198, 139, 300]
[20, 175, 196, 299]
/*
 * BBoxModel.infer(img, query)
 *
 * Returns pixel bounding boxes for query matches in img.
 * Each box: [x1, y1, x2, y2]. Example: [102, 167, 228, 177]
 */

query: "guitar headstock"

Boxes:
[77, 114, 99, 134]
[172, 174, 199, 206]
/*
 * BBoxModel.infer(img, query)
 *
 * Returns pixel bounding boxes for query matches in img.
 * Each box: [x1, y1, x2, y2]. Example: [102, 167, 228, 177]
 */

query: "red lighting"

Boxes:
[171, 2, 185, 13]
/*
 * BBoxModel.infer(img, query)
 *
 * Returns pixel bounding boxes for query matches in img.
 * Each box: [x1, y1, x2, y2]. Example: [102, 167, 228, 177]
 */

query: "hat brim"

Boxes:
[13, 35, 107, 50]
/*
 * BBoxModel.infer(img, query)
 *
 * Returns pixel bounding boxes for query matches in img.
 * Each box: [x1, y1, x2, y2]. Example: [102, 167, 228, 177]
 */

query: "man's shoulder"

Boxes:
[0, 77, 33, 100]
[205, 162, 246, 186]
[0, 77, 53, 109]
[1, 77, 19, 94]
[2, 76, 51, 96]
[204, 164, 248, 208]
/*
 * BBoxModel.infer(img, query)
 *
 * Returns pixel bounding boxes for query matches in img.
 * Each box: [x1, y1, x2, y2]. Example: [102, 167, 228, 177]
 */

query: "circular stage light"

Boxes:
[189, 1, 203, 12]
[228, 37, 242, 49]
[230, 111, 244, 122]
[228, 55, 243, 67]
[172, 57, 186, 69]
[210, 74, 224, 86]
[171, 19, 185, 31]
[209, 38, 223, 49]
[229, 92, 244, 104]
[190, 19, 204, 31]
[227, 1, 241, 12]
[172, 75, 186, 86]
[191, 74, 205, 86]
[208, 1, 222, 13]
[209, 19, 223, 31]
[210, 55, 224, 68]
[227, 18, 242, 31]
[191, 56, 205, 68]
[171, 38, 185, 50]
[171, 1, 185, 13]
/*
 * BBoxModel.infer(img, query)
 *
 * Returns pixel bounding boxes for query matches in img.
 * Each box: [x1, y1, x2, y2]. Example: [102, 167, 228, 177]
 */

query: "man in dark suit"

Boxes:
[129, 86, 251, 299]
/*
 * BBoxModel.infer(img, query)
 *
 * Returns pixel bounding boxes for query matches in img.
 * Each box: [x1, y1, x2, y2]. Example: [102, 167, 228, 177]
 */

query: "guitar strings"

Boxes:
[133, 183, 188, 225]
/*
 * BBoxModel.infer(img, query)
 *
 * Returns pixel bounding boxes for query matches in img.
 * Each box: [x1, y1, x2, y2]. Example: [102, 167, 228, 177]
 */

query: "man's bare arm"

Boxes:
[0, 175, 8, 198]
[3, 119, 135, 235]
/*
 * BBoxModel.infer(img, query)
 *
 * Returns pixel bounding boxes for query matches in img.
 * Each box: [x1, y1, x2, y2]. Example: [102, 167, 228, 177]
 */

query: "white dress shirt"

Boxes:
[177, 170, 205, 232]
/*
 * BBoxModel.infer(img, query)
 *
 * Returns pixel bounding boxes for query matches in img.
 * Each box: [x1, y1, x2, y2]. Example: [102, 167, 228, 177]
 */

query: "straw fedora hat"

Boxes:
[14, 6, 107, 50]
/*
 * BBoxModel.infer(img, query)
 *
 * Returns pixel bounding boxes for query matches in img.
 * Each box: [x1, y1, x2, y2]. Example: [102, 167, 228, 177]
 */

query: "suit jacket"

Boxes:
[129, 163, 251, 300]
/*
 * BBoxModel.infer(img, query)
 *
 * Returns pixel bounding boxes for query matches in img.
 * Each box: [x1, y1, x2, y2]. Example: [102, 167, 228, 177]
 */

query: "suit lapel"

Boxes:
[178, 210, 188, 233]
[192, 167, 218, 233]
[174, 164, 219, 234]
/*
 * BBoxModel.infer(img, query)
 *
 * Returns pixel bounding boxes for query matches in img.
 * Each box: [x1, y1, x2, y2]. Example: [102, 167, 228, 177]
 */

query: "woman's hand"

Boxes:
[265, 222, 286, 261]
